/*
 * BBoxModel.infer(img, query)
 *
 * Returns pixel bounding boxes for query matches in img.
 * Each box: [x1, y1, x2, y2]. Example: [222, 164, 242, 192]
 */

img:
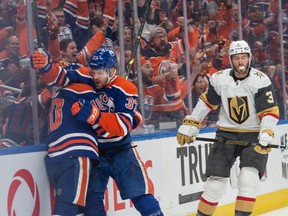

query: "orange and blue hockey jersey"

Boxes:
[41, 64, 142, 149]
[45, 82, 99, 162]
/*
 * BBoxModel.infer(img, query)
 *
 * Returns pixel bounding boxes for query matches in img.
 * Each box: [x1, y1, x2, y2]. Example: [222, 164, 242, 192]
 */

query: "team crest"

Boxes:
[158, 59, 176, 75]
[58, 26, 73, 41]
[228, 96, 249, 124]
[96, 92, 115, 112]
[143, 95, 154, 120]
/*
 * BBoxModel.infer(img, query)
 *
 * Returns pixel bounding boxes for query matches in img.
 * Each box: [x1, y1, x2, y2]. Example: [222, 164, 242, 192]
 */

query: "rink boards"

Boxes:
[0, 122, 287, 215]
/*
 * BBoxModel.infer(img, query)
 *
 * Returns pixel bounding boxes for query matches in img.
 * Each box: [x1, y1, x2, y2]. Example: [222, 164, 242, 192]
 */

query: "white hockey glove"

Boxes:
[177, 116, 201, 146]
[258, 129, 274, 147]
[255, 129, 274, 154]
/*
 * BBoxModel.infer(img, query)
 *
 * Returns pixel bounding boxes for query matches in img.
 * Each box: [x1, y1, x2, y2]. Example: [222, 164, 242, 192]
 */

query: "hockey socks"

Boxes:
[197, 196, 218, 216]
[235, 196, 256, 216]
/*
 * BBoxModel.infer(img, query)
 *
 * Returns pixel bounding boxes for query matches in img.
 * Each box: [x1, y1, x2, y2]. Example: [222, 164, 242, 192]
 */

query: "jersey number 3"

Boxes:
[266, 91, 274, 104]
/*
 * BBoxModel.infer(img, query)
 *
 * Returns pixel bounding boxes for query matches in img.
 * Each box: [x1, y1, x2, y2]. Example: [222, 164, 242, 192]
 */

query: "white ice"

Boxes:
[258, 206, 288, 216]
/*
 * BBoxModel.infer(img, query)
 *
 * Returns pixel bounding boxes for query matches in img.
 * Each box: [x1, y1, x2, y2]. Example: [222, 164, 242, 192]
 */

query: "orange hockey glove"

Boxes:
[71, 99, 101, 125]
[31, 49, 52, 74]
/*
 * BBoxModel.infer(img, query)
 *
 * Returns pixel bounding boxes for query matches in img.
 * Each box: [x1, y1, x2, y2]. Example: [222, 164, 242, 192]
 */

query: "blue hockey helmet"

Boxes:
[89, 48, 117, 70]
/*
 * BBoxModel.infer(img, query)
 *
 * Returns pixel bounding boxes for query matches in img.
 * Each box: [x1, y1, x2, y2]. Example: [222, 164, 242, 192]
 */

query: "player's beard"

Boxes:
[234, 65, 248, 77]
[94, 77, 109, 89]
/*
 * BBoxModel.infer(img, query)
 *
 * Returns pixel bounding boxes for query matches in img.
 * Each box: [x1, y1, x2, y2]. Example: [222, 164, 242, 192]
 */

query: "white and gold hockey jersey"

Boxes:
[192, 68, 279, 133]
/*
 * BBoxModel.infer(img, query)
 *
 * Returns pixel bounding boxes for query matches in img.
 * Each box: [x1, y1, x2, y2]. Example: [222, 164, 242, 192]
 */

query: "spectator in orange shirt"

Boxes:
[141, 25, 198, 127]
[46, 12, 106, 69]
[136, 56, 182, 127]
[217, 3, 240, 42]
[51, 7, 73, 42]
[243, 3, 271, 67]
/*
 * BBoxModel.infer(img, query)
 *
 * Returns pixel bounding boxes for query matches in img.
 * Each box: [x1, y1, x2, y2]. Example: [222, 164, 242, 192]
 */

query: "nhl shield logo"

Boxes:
[228, 96, 249, 124]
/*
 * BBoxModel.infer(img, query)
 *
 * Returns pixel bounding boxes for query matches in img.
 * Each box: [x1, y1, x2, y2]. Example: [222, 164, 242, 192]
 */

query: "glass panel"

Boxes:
[242, 1, 287, 118]
[0, 0, 286, 141]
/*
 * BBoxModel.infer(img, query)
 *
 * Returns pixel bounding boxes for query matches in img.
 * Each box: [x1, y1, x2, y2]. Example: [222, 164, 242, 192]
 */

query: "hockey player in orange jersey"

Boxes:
[30, 51, 100, 215]
[31, 48, 163, 216]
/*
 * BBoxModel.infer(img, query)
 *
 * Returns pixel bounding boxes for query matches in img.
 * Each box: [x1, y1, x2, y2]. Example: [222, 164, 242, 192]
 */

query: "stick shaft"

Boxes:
[195, 137, 285, 149]
[0, 84, 21, 93]
[126, 0, 152, 79]
[32, 0, 42, 48]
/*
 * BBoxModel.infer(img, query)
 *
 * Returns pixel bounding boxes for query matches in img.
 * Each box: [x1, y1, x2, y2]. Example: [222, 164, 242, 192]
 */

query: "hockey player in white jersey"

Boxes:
[177, 40, 279, 216]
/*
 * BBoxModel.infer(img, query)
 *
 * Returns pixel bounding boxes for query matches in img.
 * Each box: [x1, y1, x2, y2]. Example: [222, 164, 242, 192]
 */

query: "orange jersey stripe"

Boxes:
[119, 114, 132, 131]
[132, 147, 153, 194]
[76, 157, 89, 206]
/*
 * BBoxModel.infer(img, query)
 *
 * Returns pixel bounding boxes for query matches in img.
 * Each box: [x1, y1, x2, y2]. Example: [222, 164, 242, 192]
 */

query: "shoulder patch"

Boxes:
[110, 76, 138, 95]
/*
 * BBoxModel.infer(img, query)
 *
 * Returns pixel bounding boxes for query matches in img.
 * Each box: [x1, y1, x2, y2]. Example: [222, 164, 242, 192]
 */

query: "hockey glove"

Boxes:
[258, 129, 274, 147]
[31, 49, 52, 74]
[71, 99, 101, 125]
[255, 129, 274, 154]
[177, 116, 201, 146]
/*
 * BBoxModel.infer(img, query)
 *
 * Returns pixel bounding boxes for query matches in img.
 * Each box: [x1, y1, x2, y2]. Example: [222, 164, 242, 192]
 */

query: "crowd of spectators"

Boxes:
[0, 0, 287, 143]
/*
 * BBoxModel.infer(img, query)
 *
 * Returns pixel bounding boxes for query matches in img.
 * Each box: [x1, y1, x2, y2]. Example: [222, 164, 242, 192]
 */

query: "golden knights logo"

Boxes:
[228, 96, 249, 124]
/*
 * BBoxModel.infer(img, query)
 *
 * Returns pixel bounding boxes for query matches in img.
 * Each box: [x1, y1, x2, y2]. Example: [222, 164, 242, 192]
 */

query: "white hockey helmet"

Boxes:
[229, 40, 251, 57]
[229, 40, 251, 69]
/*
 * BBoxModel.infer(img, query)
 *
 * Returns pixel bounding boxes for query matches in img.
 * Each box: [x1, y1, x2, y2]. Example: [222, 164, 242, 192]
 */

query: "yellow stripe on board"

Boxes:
[187, 188, 288, 216]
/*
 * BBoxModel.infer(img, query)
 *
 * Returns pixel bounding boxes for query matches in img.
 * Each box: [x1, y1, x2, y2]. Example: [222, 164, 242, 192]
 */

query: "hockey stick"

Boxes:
[125, 0, 153, 79]
[0, 84, 21, 93]
[32, 0, 42, 49]
[195, 137, 287, 150]
[0, 138, 21, 147]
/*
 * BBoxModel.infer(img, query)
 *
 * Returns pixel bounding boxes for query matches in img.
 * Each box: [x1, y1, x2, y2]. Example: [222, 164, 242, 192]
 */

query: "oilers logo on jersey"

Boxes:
[95, 92, 115, 112]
